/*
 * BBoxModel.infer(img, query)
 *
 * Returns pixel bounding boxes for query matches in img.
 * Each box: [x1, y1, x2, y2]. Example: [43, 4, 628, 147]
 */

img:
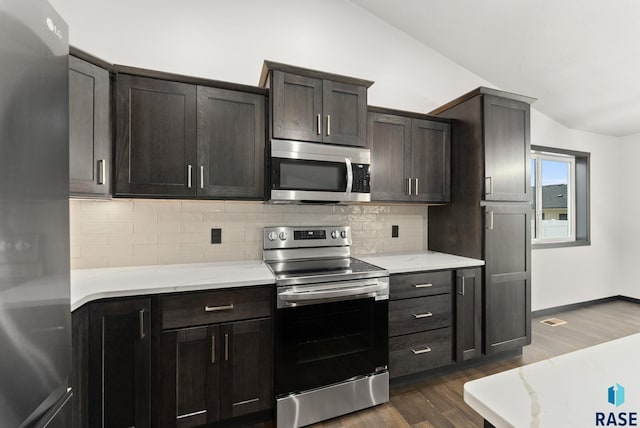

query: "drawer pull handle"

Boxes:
[413, 312, 433, 319]
[413, 283, 433, 288]
[224, 333, 229, 361]
[411, 347, 432, 355]
[204, 304, 234, 312]
[211, 335, 216, 364]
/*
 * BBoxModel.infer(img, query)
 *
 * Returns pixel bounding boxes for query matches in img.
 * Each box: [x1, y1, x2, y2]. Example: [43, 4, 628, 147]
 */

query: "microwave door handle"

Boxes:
[345, 158, 353, 196]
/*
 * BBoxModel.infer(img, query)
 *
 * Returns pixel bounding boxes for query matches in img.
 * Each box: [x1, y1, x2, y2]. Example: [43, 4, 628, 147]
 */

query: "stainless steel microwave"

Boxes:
[268, 140, 371, 204]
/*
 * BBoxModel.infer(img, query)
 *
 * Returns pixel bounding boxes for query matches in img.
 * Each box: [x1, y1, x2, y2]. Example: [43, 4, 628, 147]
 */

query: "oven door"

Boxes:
[269, 139, 370, 203]
[275, 292, 388, 396]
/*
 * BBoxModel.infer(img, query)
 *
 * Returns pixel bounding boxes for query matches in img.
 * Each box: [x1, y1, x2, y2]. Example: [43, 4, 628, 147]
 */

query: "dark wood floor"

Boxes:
[311, 299, 640, 428]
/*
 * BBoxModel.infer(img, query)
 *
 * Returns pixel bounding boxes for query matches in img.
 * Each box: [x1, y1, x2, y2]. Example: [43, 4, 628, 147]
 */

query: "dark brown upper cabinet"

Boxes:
[367, 108, 450, 203]
[69, 49, 112, 198]
[197, 87, 265, 198]
[430, 87, 534, 204]
[483, 95, 531, 202]
[115, 74, 197, 198]
[260, 61, 372, 147]
[114, 67, 266, 199]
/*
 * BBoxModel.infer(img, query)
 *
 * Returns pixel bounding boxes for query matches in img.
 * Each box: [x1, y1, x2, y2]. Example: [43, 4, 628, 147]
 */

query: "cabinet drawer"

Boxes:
[161, 286, 272, 329]
[388, 294, 451, 337]
[389, 327, 452, 378]
[390, 270, 452, 300]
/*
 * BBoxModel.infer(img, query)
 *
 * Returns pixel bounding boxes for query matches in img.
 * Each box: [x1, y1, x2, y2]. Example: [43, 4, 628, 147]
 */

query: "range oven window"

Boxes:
[275, 297, 388, 396]
[272, 158, 347, 192]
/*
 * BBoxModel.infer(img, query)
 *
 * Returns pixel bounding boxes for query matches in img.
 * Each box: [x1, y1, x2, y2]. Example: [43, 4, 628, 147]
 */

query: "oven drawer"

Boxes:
[389, 327, 452, 378]
[390, 270, 452, 300]
[388, 293, 451, 337]
[160, 286, 272, 330]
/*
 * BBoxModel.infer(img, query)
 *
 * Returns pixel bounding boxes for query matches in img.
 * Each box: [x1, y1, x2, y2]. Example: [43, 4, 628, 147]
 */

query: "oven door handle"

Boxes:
[279, 281, 386, 305]
[345, 158, 353, 196]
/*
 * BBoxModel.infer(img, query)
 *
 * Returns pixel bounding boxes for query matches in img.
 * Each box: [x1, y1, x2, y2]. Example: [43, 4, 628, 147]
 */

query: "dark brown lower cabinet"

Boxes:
[158, 318, 273, 428]
[72, 298, 152, 428]
[455, 268, 483, 361]
[484, 203, 531, 354]
[388, 270, 454, 379]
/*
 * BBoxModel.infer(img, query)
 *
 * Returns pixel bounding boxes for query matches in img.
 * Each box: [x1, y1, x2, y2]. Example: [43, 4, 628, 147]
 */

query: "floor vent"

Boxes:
[540, 318, 567, 327]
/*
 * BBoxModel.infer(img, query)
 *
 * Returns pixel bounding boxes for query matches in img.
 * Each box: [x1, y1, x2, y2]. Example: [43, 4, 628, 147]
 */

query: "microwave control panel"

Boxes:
[352, 164, 370, 193]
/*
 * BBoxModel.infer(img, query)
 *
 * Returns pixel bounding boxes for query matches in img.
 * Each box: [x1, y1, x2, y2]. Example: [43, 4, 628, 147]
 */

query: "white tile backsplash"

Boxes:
[69, 199, 429, 269]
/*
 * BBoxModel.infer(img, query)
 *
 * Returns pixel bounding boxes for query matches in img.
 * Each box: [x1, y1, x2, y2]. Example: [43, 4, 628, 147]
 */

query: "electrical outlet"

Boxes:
[392, 225, 399, 238]
[211, 228, 222, 244]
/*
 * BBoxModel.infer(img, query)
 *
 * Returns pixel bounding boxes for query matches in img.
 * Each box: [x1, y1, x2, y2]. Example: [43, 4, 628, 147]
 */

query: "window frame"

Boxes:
[531, 151, 576, 244]
[531, 145, 591, 250]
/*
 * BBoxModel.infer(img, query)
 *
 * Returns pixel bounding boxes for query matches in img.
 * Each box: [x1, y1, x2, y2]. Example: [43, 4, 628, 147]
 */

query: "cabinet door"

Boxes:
[69, 56, 111, 197]
[483, 204, 531, 354]
[158, 326, 220, 427]
[411, 118, 450, 202]
[115, 74, 197, 197]
[197, 87, 265, 199]
[483, 95, 530, 202]
[367, 112, 411, 202]
[220, 318, 273, 420]
[455, 268, 482, 361]
[88, 298, 151, 428]
[271, 71, 322, 142]
[323, 80, 367, 147]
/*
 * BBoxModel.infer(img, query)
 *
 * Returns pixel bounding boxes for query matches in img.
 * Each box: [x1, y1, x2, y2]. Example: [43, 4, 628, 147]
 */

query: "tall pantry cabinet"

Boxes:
[428, 87, 536, 356]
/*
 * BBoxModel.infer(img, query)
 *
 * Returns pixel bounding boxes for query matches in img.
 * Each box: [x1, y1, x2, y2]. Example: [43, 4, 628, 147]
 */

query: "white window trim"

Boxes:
[531, 150, 576, 244]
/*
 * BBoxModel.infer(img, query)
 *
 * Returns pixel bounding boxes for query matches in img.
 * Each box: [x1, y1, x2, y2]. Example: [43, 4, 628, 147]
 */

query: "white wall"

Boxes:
[530, 110, 622, 310]
[51, 0, 624, 310]
[49, 0, 493, 112]
[618, 134, 640, 299]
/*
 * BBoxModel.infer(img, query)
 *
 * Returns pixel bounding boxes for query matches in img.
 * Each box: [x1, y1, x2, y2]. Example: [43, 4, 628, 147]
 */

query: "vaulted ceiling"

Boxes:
[353, 0, 640, 137]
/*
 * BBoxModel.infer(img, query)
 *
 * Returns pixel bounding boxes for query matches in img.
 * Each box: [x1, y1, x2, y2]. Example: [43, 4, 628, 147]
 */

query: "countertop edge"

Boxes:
[464, 383, 511, 428]
[71, 277, 275, 312]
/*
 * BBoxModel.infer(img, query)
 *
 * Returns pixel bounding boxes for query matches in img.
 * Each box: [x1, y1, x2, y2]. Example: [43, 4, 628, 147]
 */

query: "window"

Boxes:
[531, 146, 590, 248]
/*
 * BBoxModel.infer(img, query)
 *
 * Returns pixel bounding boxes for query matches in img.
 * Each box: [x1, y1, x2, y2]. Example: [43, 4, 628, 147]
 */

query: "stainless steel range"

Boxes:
[263, 226, 389, 428]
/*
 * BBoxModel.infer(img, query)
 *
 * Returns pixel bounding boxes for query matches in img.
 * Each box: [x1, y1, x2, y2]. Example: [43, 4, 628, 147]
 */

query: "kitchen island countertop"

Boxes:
[464, 333, 640, 427]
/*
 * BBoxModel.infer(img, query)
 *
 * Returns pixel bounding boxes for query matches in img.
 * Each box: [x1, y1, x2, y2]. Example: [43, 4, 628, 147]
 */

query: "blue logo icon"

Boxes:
[609, 384, 625, 407]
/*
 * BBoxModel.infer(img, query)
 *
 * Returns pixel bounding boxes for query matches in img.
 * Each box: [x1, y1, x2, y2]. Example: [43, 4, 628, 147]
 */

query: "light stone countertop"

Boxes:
[70, 251, 484, 311]
[463, 333, 640, 427]
[358, 251, 484, 274]
[70, 261, 275, 311]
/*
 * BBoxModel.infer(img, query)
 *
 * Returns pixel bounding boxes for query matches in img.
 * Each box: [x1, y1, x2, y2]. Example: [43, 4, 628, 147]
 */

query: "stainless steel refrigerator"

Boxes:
[0, 0, 71, 426]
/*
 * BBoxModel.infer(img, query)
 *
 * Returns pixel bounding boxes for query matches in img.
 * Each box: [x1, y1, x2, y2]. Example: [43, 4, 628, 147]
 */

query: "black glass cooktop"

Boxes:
[266, 257, 387, 286]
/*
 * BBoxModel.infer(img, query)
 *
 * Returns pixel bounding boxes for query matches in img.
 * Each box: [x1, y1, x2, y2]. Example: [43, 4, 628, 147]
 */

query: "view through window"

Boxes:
[530, 151, 575, 242]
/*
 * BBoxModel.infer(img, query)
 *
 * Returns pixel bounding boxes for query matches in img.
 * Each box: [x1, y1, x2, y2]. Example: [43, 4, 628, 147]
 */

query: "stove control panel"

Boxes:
[263, 226, 351, 249]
